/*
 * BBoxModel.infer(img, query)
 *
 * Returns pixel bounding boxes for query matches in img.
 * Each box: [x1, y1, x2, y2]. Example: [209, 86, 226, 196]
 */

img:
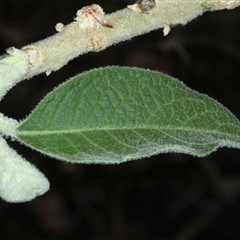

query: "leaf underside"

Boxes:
[16, 67, 240, 163]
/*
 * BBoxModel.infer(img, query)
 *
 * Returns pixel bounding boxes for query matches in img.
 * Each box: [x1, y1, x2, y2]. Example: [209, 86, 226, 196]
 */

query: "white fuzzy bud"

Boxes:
[75, 4, 106, 29]
[0, 138, 49, 203]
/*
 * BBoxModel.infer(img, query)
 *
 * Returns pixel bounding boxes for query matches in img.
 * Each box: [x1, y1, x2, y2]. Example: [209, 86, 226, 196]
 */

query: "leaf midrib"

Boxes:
[17, 125, 235, 136]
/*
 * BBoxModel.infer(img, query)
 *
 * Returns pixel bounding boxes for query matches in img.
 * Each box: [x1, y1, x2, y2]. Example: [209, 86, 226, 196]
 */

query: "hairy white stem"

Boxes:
[21, 1, 206, 79]
[0, 47, 29, 100]
[0, 0, 238, 82]
[0, 113, 19, 137]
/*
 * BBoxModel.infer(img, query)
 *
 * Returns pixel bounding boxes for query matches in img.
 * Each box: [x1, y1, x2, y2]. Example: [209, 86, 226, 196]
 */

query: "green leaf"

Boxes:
[16, 67, 240, 163]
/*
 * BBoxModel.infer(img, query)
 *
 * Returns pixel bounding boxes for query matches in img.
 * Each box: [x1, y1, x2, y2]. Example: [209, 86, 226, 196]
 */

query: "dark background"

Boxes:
[0, 1, 240, 239]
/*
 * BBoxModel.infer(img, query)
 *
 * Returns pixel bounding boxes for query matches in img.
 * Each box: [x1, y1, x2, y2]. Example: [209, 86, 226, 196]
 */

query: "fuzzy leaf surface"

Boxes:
[16, 67, 240, 163]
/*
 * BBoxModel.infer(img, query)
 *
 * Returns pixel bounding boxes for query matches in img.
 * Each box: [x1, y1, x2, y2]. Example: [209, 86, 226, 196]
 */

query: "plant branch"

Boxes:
[0, 0, 238, 134]
[0, 0, 239, 97]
